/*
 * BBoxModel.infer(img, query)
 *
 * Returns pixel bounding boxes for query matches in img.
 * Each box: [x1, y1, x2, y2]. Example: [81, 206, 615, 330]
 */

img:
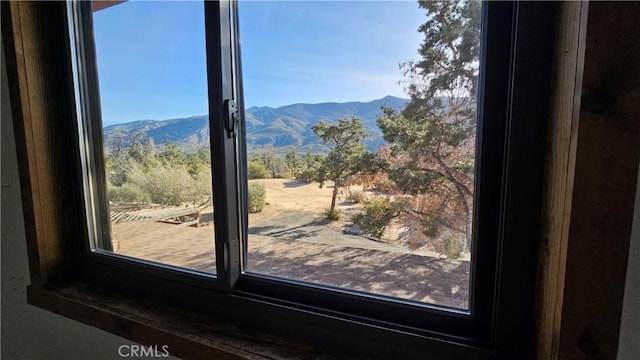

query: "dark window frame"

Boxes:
[233, 1, 517, 344]
[3, 0, 556, 358]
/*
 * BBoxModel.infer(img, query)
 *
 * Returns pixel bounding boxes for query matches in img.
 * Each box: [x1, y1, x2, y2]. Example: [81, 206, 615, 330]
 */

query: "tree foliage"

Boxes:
[285, 148, 303, 175]
[295, 152, 326, 184]
[251, 146, 290, 179]
[406, 0, 481, 99]
[159, 142, 186, 166]
[186, 146, 211, 176]
[377, 0, 480, 252]
[353, 197, 397, 239]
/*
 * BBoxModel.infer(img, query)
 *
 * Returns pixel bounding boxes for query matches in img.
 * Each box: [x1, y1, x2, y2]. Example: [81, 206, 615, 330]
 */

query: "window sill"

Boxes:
[26, 282, 333, 360]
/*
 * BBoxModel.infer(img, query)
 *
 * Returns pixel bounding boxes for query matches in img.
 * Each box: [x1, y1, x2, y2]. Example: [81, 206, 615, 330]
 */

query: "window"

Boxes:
[74, 0, 217, 275]
[240, 1, 478, 310]
[8, 0, 555, 358]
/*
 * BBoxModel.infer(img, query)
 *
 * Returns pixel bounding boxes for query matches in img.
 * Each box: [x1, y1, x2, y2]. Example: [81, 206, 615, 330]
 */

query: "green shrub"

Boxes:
[128, 164, 204, 206]
[349, 190, 366, 203]
[324, 208, 342, 221]
[248, 182, 266, 213]
[352, 197, 396, 239]
[295, 169, 316, 183]
[108, 183, 150, 204]
[269, 160, 291, 179]
[442, 236, 462, 259]
[248, 160, 269, 179]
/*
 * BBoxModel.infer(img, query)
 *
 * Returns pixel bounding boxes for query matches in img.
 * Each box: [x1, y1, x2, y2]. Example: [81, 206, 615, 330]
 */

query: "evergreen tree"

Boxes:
[285, 148, 302, 176]
[158, 142, 186, 166]
[254, 145, 289, 179]
[377, 0, 480, 252]
[312, 117, 367, 214]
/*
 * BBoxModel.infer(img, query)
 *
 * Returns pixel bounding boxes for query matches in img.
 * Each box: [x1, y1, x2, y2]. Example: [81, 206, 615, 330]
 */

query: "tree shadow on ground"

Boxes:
[115, 220, 468, 308]
[200, 212, 214, 223]
[248, 224, 287, 234]
[250, 218, 332, 238]
[274, 228, 324, 241]
[310, 217, 333, 226]
[246, 238, 470, 309]
[283, 180, 310, 188]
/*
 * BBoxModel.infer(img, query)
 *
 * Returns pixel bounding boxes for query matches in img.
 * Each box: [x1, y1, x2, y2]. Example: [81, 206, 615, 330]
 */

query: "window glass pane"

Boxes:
[240, 0, 480, 309]
[89, 1, 215, 274]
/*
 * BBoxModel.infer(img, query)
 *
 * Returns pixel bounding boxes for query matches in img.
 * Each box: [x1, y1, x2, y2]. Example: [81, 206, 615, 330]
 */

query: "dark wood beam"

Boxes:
[559, 2, 640, 359]
[536, 2, 588, 358]
[92, 1, 126, 13]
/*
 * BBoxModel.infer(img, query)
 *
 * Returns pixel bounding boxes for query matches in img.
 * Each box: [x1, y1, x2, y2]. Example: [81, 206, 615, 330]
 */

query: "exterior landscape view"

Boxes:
[94, 0, 480, 310]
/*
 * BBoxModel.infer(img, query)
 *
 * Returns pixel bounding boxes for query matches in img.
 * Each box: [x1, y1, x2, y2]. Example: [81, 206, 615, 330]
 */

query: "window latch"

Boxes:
[224, 99, 238, 138]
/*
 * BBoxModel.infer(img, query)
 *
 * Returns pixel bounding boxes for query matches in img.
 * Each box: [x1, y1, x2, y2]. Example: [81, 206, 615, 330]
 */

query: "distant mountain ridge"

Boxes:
[103, 95, 410, 154]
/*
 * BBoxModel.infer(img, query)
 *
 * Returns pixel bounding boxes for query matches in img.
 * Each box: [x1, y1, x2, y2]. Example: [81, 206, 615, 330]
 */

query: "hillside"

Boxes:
[103, 96, 409, 154]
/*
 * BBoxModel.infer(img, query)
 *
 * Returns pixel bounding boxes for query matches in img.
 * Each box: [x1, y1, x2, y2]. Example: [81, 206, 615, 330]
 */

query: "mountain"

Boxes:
[103, 95, 410, 154]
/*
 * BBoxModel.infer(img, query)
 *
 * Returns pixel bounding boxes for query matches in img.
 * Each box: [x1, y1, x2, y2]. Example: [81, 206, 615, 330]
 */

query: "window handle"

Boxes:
[224, 99, 238, 138]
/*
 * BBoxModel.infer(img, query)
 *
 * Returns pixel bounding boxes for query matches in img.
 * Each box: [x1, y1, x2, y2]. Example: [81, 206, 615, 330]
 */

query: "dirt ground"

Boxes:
[248, 178, 361, 227]
[246, 178, 461, 258]
[111, 178, 471, 307]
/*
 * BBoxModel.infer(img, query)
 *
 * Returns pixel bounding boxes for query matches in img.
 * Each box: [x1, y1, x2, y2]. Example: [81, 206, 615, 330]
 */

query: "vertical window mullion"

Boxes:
[69, 0, 117, 253]
[205, 0, 240, 289]
[230, 0, 249, 273]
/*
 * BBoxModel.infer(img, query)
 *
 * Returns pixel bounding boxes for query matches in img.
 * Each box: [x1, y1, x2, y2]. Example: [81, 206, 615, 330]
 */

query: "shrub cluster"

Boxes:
[324, 208, 342, 221]
[108, 183, 149, 204]
[352, 197, 396, 239]
[248, 160, 268, 179]
[348, 190, 366, 203]
[442, 236, 462, 259]
[107, 143, 212, 207]
[248, 182, 266, 213]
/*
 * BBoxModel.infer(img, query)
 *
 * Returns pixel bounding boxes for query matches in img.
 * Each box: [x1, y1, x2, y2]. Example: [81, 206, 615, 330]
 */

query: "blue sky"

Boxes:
[93, 1, 424, 125]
